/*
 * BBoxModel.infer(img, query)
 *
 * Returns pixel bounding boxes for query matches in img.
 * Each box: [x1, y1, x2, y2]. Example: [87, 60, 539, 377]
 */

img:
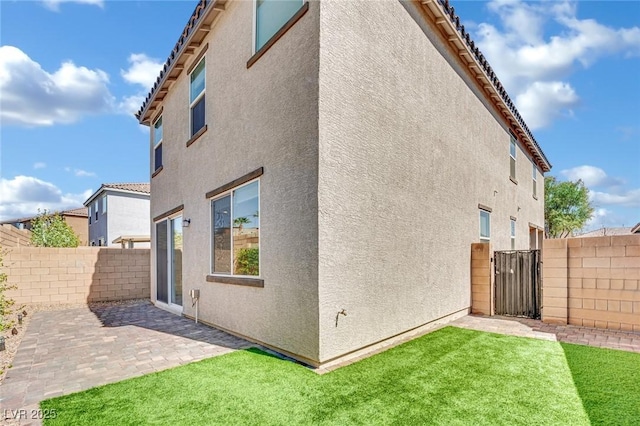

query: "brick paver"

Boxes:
[1, 301, 253, 425]
[453, 314, 640, 353]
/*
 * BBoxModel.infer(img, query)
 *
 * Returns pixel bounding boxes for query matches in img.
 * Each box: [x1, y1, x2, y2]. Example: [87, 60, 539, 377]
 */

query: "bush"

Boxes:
[0, 249, 17, 331]
[235, 248, 259, 276]
[30, 210, 80, 247]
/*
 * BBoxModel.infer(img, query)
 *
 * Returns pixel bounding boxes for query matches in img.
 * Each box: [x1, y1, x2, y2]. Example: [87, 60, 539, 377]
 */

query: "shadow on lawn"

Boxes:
[88, 301, 252, 350]
[562, 342, 640, 425]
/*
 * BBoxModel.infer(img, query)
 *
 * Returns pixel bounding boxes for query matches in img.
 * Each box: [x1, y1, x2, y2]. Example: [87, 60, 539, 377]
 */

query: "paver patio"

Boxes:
[0, 301, 253, 424]
[2, 302, 639, 425]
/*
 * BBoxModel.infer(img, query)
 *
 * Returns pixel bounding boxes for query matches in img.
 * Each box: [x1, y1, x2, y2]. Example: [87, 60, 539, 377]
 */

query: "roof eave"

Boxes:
[419, 0, 552, 173]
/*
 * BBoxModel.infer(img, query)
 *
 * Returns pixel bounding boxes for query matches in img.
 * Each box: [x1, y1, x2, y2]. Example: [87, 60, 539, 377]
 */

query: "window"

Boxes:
[532, 163, 537, 198]
[94, 202, 98, 221]
[211, 180, 260, 276]
[255, 0, 304, 51]
[153, 116, 163, 171]
[89, 205, 92, 225]
[510, 219, 516, 250]
[190, 59, 205, 137]
[480, 210, 490, 243]
[102, 195, 107, 214]
[509, 135, 516, 180]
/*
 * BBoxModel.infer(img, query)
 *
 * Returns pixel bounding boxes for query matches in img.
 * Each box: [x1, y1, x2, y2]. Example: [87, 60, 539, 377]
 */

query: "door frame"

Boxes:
[154, 212, 183, 315]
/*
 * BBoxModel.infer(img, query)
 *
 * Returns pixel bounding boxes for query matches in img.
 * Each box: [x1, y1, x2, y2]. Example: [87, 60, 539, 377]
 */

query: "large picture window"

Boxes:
[255, 0, 304, 51]
[153, 116, 163, 171]
[190, 59, 205, 136]
[211, 180, 260, 276]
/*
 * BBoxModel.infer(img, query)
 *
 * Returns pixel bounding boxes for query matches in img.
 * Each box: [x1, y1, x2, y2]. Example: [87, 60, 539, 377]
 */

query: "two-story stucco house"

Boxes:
[83, 183, 151, 248]
[136, 0, 551, 367]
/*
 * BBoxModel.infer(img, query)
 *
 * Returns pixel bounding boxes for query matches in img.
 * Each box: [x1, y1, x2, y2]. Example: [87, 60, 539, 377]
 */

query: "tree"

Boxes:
[30, 210, 80, 247]
[233, 216, 251, 230]
[544, 176, 594, 238]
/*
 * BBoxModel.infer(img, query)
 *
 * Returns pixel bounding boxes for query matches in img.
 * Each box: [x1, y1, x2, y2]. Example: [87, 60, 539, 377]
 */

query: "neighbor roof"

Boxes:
[84, 183, 150, 206]
[0, 207, 88, 224]
[136, 0, 551, 172]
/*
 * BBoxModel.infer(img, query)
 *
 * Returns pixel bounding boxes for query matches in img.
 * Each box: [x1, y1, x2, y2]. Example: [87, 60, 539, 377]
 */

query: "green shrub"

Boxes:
[235, 248, 259, 276]
[0, 249, 17, 331]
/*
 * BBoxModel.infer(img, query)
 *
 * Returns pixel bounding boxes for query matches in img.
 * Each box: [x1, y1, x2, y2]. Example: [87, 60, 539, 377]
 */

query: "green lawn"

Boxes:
[41, 327, 640, 425]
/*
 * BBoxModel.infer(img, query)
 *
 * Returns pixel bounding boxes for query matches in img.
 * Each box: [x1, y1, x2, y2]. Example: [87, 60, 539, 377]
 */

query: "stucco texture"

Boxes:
[150, 0, 320, 362]
[317, 0, 544, 362]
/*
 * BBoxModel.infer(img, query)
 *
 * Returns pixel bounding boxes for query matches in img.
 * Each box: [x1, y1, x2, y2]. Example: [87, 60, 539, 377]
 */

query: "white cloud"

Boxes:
[121, 54, 163, 90]
[515, 81, 579, 129]
[590, 189, 640, 208]
[0, 46, 114, 127]
[64, 167, 96, 177]
[560, 165, 624, 188]
[33, 162, 47, 170]
[41, 0, 103, 12]
[119, 53, 163, 117]
[474, 0, 640, 129]
[0, 176, 92, 221]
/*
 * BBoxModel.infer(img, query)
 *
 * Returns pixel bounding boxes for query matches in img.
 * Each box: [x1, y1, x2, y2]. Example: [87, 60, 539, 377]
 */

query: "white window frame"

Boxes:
[189, 58, 205, 137]
[102, 195, 107, 214]
[153, 115, 163, 172]
[209, 178, 261, 278]
[89, 205, 92, 225]
[480, 210, 491, 243]
[532, 162, 538, 198]
[509, 135, 517, 180]
[155, 212, 184, 312]
[253, 0, 305, 54]
[510, 219, 516, 250]
[94, 201, 99, 222]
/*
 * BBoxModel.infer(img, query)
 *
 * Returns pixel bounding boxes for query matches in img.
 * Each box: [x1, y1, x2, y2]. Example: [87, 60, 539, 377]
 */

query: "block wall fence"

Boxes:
[1, 247, 150, 305]
[542, 235, 640, 332]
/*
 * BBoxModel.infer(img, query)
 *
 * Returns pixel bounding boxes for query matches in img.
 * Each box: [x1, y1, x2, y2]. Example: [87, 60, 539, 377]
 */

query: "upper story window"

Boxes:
[532, 163, 538, 198]
[102, 195, 107, 214]
[210, 179, 260, 277]
[480, 210, 490, 243]
[509, 135, 516, 181]
[510, 219, 516, 250]
[190, 59, 206, 137]
[94, 201, 99, 221]
[89, 205, 92, 225]
[255, 0, 304, 51]
[153, 116, 163, 172]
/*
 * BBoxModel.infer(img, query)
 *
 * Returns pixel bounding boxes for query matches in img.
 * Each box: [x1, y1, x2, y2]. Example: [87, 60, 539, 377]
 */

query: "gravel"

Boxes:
[0, 299, 150, 384]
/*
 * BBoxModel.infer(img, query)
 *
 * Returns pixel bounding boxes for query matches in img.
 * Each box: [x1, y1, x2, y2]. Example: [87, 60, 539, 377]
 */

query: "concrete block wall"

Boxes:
[542, 235, 640, 332]
[0, 224, 32, 247]
[1, 247, 150, 305]
[471, 243, 492, 315]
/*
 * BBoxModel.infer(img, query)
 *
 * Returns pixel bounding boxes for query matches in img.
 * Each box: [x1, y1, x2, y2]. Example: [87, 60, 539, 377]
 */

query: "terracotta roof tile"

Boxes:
[62, 207, 89, 217]
[102, 183, 150, 194]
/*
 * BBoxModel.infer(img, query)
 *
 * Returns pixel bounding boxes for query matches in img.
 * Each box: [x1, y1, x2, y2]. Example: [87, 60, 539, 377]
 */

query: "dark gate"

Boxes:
[494, 250, 541, 319]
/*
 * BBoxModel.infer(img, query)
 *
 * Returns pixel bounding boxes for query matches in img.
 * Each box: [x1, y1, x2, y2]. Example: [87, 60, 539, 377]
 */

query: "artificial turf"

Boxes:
[40, 326, 640, 425]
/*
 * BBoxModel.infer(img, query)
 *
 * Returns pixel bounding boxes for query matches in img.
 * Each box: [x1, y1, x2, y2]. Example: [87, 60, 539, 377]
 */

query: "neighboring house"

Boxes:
[83, 183, 150, 248]
[576, 224, 640, 238]
[0, 207, 89, 246]
[136, 0, 551, 367]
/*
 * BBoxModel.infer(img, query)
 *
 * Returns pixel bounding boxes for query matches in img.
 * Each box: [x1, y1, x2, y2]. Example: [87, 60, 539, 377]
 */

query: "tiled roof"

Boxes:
[576, 227, 634, 238]
[135, 0, 211, 121]
[136, 0, 550, 172]
[102, 183, 151, 194]
[62, 207, 88, 217]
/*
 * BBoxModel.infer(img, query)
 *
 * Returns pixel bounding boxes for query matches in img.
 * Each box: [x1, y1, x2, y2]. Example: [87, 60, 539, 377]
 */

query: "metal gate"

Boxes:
[494, 250, 541, 319]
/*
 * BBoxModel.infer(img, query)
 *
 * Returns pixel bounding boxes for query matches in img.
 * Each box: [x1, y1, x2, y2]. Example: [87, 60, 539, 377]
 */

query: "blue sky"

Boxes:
[1, 0, 639, 230]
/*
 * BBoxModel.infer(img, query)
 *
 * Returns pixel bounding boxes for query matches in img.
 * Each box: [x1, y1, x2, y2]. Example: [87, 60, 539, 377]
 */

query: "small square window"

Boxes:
[255, 0, 304, 51]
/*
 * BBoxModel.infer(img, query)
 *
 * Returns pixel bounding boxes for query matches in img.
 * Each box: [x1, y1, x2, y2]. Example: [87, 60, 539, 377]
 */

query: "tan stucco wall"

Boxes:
[316, 0, 545, 362]
[65, 215, 88, 246]
[150, 0, 320, 362]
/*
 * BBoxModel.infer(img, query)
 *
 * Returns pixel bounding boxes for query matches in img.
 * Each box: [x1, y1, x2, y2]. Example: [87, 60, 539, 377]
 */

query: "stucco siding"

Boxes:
[106, 193, 151, 247]
[150, 0, 320, 361]
[317, 0, 545, 361]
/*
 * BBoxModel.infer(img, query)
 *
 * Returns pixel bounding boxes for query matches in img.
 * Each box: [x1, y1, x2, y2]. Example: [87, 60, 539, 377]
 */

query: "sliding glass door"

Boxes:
[156, 216, 183, 308]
